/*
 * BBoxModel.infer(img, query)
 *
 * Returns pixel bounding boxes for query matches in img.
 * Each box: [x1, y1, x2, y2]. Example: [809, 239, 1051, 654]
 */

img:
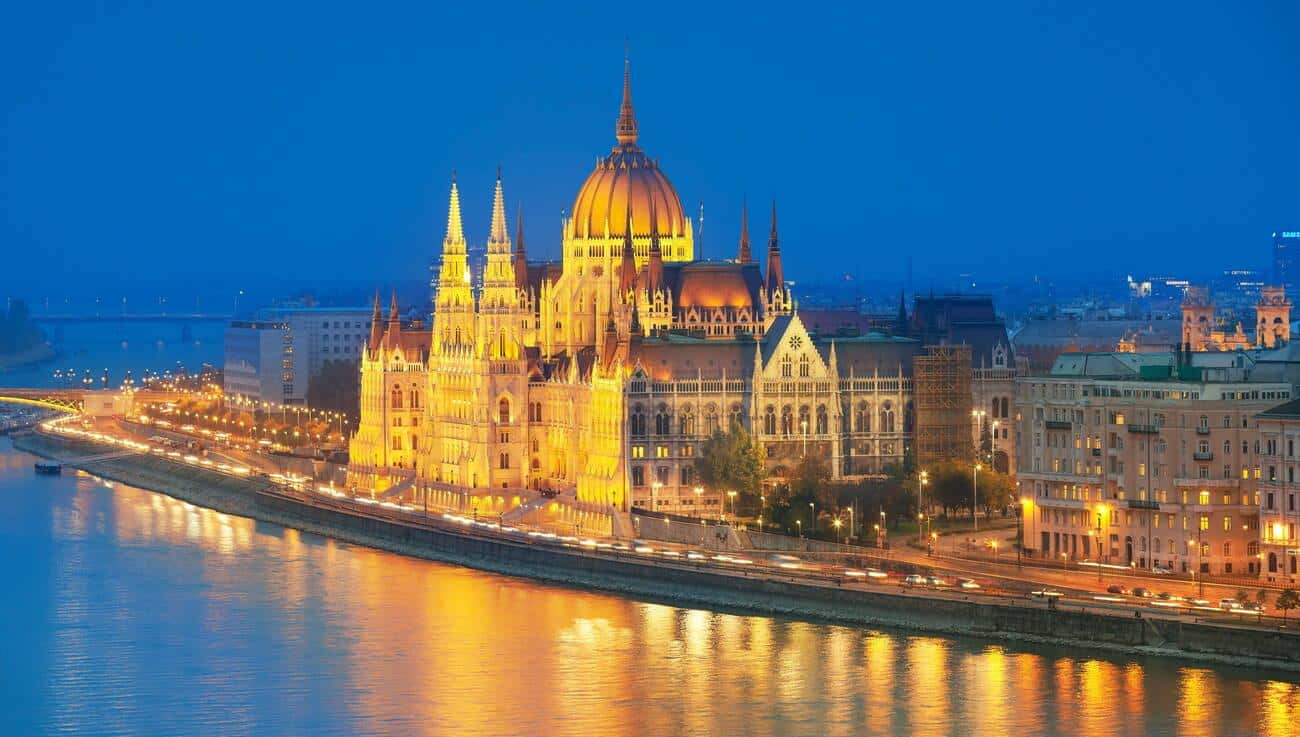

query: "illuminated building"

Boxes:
[1016, 349, 1289, 576]
[1253, 400, 1300, 583]
[1180, 285, 1290, 352]
[348, 60, 1012, 523]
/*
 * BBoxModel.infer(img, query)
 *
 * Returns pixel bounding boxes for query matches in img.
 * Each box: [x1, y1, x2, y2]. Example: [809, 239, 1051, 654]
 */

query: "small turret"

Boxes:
[765, 200, 784, 295]
[737, 197, 751, 263]
[644, 196, 664, 296]
[514, 207, 528, 291]
[367, 291, 383, 351]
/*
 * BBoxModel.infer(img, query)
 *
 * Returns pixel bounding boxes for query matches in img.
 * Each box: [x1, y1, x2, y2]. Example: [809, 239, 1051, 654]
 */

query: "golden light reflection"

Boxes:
[19, 462, 1298, 737]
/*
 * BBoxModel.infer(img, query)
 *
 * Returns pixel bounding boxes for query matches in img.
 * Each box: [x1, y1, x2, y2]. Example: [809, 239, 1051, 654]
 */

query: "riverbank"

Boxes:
[15, 429, 1300, 673]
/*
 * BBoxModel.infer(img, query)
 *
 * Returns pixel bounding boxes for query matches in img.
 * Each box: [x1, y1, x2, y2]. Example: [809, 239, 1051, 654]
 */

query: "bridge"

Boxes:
[31, 313, 232, 324]
[0, 388, 184, 415]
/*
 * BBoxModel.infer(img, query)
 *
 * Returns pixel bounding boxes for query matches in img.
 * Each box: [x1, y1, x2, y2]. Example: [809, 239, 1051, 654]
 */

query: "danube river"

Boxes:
[2, 440, 1298, 737]
[2, 320, 1299, 736]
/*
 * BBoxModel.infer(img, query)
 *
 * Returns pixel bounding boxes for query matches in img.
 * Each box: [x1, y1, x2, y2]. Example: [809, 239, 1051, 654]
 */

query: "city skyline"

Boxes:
[3, 2, 1298, 292]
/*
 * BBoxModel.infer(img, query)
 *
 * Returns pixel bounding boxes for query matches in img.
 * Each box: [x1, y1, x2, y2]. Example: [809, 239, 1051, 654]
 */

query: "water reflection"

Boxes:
[3, 444, 1298, 737]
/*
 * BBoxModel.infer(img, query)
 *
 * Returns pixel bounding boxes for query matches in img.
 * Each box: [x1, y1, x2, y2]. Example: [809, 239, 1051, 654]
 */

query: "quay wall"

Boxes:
[14, 431, 1300, 673]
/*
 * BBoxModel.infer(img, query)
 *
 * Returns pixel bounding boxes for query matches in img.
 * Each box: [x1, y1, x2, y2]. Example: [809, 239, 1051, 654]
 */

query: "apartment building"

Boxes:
[1254, 399, 1300, 584]
[1017, 350, 1291, 577]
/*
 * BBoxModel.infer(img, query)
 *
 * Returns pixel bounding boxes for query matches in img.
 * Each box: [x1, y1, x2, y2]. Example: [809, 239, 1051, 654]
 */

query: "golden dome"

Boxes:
[569, 59, 686, 240]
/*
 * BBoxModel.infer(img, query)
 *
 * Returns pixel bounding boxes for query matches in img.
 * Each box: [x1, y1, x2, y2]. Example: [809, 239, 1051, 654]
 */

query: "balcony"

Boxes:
[1127, 424, 1160, 434]
[1126, 499, 1161, 510]
[1091, 448, 1102, 457]
[1193, 451, 1214, 461]
[1045, 420, 1072, 430]
[1196, 426, 1212, 435]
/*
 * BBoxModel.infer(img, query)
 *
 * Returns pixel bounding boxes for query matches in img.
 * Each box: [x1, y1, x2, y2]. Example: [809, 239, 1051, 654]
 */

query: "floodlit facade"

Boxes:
[347, 61, 1016, 521]
[1253, 399, 1300, 584]
[1017, 350, 1291, 577]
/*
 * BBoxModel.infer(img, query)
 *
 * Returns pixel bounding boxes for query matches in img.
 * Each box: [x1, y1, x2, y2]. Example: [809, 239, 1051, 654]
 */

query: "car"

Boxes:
[1240, 601, 1264, 613]
[957, 578, 981, 589]
[904, 574, 925, 586]
[924, 575, 948, 587]
[1029, 589, 1063, 599]
[769, 554, 803, 569]
[1219, 598, 1239, 610]
[1131, 587, 1154, 598]
[1106, 584, 1129, 595]
[1156, 591, 1180, 601]
[865, 568, 889, 579]
[1152, 565, 1173, 575]
[1189, 598, 1211, 607]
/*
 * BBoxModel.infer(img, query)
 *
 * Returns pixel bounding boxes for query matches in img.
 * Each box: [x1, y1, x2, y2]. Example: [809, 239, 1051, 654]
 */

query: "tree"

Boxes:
[1257, 588, 1271, 609]
[695, 421, 766, 502]
[1235, 589, 1251, 609]
[1276, 589, 1300, 625]
[306, 359, 361, 417]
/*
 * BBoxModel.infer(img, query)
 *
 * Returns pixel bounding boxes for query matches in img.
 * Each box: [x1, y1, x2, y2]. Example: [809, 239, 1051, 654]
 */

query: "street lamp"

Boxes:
[796, 519, 802, 538]
[809, 501, 815, 537]
[917, 470, 929, 546]
[832, 518, 843, 544]
[1095, 503, 1108, 583]
[801, 419, 809, 457]
[973, 463, 982, 532]
[728, 490, 738, 521]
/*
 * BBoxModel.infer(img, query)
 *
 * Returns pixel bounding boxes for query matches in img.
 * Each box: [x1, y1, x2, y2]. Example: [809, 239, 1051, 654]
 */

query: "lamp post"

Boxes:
[759, 494, 766, 531]
[972, 409, 987, 464]
[973, 463, 982, 532]
[991, 420, 1000, 470]
[728, 490, 738, 522]
[801, 419, 809, 457]
[796, 519, 802, 538]
[833, 518, 843, 544]
[1095, 504, 1108, 583]
[809, 501, 815, 538]
[847, 505, 854, 542]
[917, 470, 929, 546]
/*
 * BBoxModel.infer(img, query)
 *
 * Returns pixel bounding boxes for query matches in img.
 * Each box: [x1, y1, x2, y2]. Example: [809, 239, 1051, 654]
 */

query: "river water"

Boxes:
[1, 323, 1299, 736]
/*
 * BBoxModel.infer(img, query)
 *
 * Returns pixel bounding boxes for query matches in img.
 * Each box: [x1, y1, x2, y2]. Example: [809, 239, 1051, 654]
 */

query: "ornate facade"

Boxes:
[348, 60, 996, 520]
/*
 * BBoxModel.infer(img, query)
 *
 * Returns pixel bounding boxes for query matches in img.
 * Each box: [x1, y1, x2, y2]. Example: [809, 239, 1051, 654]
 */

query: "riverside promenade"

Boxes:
[14, 426, 1300, 674]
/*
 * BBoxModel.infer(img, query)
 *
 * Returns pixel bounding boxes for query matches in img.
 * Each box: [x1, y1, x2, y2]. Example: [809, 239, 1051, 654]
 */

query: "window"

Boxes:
[655, 406, 670, 435]
[391, 435, 402, 450]
[679, 407, 696, 436]
[816, 405, 828, 435]
[880, 402, 895, 433]
[855, 402, 870, 432]
[781, 406, 793, 435]
[781, 356, 792, 378]
[1223, 515, 1232, 532]
[499, 398, 511, 424]
[631, 406, 647, 436]
[1199, 515, 1210, 531]
[631, 466, 644, 486]
[390, 386, 403, 409]
[499, 452, 509, 470]
[799, 354, 810, 378]
[763, 406, 776, 435]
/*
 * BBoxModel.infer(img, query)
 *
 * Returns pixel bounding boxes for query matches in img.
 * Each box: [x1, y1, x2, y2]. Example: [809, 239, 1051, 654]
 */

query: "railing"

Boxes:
[1193, 451, 1214, 461]
[1045, 420, 1072, 430]
[1127, 424, 1160, 434]
[1126, 499, 1161, 510]
[1196, 426, 1212, 435]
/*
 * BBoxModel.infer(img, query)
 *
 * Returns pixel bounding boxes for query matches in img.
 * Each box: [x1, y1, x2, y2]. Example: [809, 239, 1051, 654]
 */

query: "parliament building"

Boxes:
[348, 61, 1018, 527]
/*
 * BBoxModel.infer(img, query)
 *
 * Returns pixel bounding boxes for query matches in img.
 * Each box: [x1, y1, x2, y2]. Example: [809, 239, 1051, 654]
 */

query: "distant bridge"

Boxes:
[31, 313, 232, 324]
[0, 388, 184, 414]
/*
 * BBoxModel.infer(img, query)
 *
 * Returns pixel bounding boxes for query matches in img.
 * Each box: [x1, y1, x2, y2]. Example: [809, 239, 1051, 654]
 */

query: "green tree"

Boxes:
[306, 359, 361, 417]
[695, 421, 766, 501]
[1276, 589, 1300, 624]
[1235, 589, 1251, 608]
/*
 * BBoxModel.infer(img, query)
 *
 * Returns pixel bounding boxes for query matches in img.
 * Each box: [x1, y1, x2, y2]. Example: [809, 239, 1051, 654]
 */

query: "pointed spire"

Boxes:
[620, 187, 638, 295]
[367, 290, 383, 350]
[384, 291, 401, 348]
[645, 196, 664, 295]
[615, 52, 638, 148]
[488, 166, 509, 251]
[444, 173, 466, 252]
[737, 197, 751, 263]
[765, 200, 784, 294]
[514, 206, 528, 290]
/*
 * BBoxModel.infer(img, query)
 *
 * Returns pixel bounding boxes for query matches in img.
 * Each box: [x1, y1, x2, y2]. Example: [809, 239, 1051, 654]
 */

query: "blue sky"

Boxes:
[2, 1, 1298, 297]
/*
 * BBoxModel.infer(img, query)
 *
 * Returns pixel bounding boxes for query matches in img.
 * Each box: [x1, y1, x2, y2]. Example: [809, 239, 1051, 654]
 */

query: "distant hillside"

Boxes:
[0, 299, 53, 368]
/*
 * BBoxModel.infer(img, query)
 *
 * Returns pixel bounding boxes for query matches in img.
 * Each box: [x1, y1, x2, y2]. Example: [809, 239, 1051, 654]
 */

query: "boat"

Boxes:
[34, 461, 62, 476]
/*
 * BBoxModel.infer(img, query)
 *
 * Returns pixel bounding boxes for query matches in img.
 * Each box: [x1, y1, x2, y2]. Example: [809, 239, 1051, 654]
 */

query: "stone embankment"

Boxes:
[15, 430, 1300, 673]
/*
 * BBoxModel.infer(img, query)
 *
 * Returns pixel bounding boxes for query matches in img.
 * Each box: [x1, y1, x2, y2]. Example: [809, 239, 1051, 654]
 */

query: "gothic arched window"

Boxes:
[781, 356, 792, 378]
[880, 402, 895, 433]
[655, 405, 670, 435]
[799, 355, 810, 378]
[679, 405, 696, 436]
[390, 386, 403, 410]
[704, 404, 720, 435]
[856, 402, 870, 432]
[631, 404, 647, 437]
[498, 398, 510, 425]
[816, 405, 828, 435]
[781, 406, 793, 436]
[763, 405, 777, 435]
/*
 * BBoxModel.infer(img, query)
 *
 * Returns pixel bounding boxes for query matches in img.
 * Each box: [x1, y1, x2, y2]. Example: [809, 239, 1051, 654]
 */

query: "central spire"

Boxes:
[615, 54, 638, 148]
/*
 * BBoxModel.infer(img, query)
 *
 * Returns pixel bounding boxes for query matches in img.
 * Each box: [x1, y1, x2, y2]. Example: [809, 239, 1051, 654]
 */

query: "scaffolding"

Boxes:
[914, 344, 973, 469]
